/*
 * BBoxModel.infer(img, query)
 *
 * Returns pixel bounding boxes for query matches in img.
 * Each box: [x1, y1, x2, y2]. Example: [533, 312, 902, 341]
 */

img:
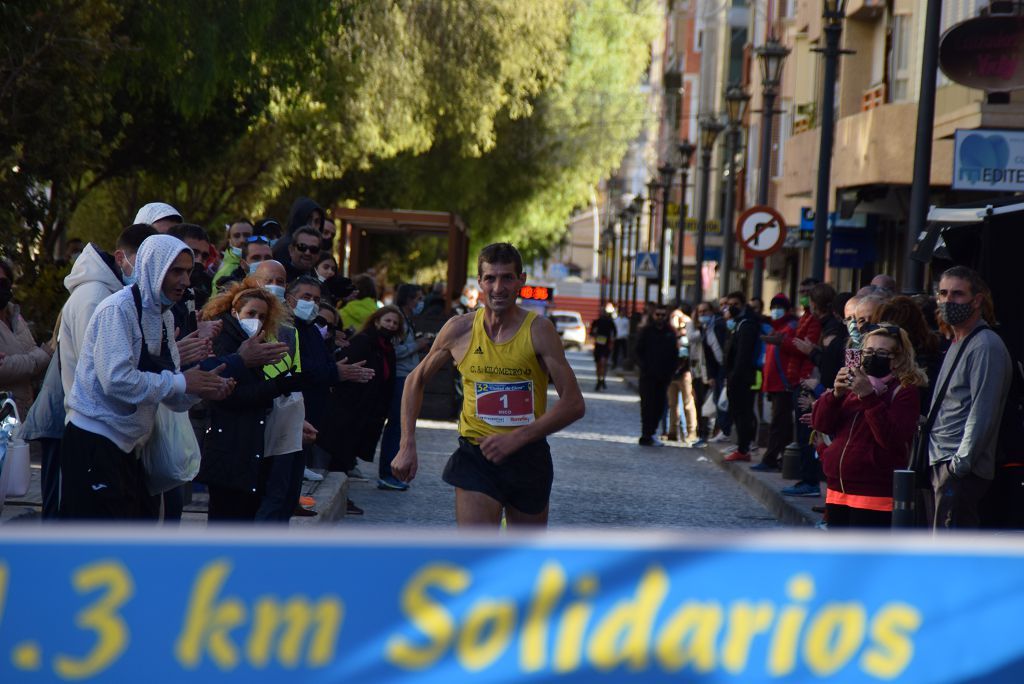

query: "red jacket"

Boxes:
[762, 315, 798, 393]
[811, 379, 920, 499]
[782, 311, 821, 382]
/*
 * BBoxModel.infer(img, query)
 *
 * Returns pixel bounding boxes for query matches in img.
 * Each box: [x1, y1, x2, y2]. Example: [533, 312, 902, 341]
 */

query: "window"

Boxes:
[890, 15, 912, 101]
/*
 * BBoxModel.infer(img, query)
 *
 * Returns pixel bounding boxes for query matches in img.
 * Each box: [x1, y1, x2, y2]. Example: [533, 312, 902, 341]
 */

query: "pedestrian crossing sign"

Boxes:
[635, 252, 659, 278]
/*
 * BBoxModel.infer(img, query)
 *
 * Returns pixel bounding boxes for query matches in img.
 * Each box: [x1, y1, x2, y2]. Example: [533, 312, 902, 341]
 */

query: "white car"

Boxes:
[550, 310, 587, 350]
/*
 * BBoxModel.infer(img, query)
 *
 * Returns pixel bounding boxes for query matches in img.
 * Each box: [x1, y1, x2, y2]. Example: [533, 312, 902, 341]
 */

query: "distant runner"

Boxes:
[391, 243, 585, 526]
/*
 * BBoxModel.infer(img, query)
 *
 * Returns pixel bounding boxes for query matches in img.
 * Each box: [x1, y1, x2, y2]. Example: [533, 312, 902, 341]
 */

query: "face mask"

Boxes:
[269, 238, 279, 248]
[728, 305, 741, 320]
[0, 287, 11, 309]
[799, 296, 810, 309]
[266, 284, 285, 302]
[412, 300, 425, 316]
[237, 317, 261, 338]
[293, 298, 317, 322]
[159, 292, 175, 307]
[248, 262, 260, 275]
[847, 319, 862, 347]
[315, 323, 331, 340]
[862, 354, 892, 378]
[937, 300, 974, 327]
[770, 308, 786, 321]
[317, 274, 327, 283]
[726, 319, 737, 332]
[122, 270, 137, 287]
[459, 295, 469, 306]
[230, 246, 243, 258]
[699, 315, 712, 327]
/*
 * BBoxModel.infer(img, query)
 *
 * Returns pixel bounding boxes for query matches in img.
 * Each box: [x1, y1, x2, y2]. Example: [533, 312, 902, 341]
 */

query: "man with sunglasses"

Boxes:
[634, 302, 679, 447]
[213, 236, 273, 289]
[284, 226, 322, 282]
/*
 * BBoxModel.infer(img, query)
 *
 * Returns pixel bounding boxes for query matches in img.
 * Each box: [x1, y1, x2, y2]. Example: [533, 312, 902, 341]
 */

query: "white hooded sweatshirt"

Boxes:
[66, 235, 198, 452]
[58, 243, 125, 405]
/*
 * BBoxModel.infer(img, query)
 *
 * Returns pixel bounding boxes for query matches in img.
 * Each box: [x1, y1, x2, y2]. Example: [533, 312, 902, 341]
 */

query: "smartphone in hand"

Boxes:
[845, 348, 862, 370]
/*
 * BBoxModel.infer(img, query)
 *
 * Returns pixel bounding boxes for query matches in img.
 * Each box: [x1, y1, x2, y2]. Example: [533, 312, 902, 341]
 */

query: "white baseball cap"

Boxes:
[133, 202, 183, 226]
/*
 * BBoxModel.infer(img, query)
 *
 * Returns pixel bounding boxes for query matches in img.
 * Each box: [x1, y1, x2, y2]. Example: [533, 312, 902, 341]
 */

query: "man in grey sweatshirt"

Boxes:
[928, 266, 1012, 529]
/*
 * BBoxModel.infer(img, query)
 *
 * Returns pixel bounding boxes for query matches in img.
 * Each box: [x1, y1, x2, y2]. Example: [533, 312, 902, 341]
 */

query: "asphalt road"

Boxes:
[343, 350, 779, 529]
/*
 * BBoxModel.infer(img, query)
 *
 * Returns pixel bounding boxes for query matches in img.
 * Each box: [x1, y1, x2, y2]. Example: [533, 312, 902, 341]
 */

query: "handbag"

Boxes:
[701, 391, 716, 418]
[911, 326, 985, 487]
[0, 397, 31, 501]
[137, 404, 201, 495]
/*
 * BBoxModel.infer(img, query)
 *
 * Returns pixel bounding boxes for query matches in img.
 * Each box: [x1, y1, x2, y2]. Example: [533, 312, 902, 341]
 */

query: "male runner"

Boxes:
[589, 304, 616, 391]
[391, 243, 585, 527]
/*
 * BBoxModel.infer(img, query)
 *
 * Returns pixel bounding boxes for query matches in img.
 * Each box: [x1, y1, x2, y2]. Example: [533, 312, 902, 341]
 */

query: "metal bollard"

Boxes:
[781, 441, 802, 480]
[892, 469, 916, 528]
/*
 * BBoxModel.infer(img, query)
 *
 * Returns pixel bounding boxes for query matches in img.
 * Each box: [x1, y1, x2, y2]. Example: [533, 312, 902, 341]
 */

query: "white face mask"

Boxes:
[265, 284, 285, 302]
[770, 308, 786, 321]
[293, 298, 317, 322]
[237, 317, 261, 338]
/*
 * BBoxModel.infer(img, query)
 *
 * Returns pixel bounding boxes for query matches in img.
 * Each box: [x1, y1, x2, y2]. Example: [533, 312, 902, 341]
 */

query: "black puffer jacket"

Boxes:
[197, 313, 305, 492]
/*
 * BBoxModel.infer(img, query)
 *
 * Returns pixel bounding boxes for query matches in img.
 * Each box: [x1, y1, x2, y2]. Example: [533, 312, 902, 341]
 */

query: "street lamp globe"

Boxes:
[823, 0, 847, 25]
[698, 116, 725, 149]
[724, 84, 751, 127]
[755, 37, 791, 91]
[658, 163, 676, 189]
[678, 139, 696, 168]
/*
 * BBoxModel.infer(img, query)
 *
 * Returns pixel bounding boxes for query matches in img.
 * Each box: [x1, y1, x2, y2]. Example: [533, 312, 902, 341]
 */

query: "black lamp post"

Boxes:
[753, 37, 790, 300]
[811, 0, 848, 281]
[656, 163, 676, 304]
[645, 179, 660, 303]
[721, 84, 750, 297]
[617, 208, 629, 311]
[694, 116, 725, 307]
[674, 139, 696, 306]
[629, 195, 644, 316]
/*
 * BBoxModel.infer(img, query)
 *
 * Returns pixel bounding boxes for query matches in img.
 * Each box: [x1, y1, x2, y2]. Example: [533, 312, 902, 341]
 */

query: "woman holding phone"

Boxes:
[810, 324, 927, 527]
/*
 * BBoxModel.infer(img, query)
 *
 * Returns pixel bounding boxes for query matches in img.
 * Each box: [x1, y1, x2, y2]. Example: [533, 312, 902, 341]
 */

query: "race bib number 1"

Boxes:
[475, 381, 535, 426]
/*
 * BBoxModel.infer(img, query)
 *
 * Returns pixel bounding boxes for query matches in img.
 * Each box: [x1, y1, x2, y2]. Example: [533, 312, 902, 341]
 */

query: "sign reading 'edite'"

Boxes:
[953, 128, 1024, 191]
[1, 528, 1024, 683]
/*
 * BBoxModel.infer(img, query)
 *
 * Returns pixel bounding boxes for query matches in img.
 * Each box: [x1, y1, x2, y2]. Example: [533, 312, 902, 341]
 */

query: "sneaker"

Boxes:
[750, 461, 780, 472]
[377, 476, 410, 491]
[303, 467, 323, 482]
[781, 482, 821, 497]
[689, 439, 708, 448]
[346, 499, 364, 515]
[724, 450, 751, 462]
[666, 432, 679, 442]
[299, 495, 316, 508]
[594, 382, 602, 392]
[293, 504, 317, 517]
[638, 436, 665, 447]
[708, 433, 731, 444]
[345, 467, 368, 482]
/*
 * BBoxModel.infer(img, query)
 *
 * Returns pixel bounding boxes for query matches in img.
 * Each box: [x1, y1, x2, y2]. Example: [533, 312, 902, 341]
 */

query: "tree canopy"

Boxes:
[2, 0, 658, 285]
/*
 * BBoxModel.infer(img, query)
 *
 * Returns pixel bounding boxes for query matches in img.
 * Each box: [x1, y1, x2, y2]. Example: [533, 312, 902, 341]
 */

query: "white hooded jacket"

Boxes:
[66, 235, 198, 452]
[58, 243, 125, 404]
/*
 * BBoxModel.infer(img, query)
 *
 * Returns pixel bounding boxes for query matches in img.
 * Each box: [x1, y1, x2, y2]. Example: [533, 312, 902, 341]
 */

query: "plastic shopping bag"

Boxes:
[138, 405, 201, 495]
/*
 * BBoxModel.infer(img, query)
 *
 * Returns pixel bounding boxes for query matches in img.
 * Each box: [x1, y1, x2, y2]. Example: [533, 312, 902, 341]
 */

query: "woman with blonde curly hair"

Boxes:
[195, 278, 307, 520]
[811, 323, 927, 527]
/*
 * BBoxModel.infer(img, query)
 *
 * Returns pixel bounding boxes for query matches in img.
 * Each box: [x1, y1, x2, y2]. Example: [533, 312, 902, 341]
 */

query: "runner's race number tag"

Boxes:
[595, 335, 609, 346]
[475, 381, 534, 426]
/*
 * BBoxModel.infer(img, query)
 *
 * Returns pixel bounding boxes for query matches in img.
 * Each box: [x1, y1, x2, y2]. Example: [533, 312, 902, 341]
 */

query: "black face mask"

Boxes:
[0, 287, 11, 310]
[862, 355, 892, 378]
[728, 305, 741, 320]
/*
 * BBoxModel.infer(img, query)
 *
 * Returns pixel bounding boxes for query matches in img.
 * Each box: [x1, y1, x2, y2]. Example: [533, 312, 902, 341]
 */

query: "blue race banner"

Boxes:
[1, 527, 1023, 683]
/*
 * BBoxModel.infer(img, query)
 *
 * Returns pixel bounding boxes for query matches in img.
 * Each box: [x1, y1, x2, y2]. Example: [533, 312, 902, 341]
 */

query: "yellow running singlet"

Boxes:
[457, 309, 547, 444]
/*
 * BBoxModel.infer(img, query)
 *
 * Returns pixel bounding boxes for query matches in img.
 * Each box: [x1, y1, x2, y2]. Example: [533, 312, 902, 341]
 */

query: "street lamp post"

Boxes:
[721, 84, 751, 296]
[811, 0, 848, 281]
[674, 140, 696, 306]
[617, 208, 628, 311]
[645, 180, 660, 303]
[656, 163, 675, 305]
[630, 195, 644, 316]
[753, 37, 790, 300]
[694, 116, 725, 307]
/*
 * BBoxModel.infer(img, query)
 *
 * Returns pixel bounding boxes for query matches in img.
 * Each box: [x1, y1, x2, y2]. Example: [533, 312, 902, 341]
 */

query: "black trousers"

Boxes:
[826, 503, 891, 528]
[693, 380, 710, 440]
[59, 422, 146, 520]
[255, 450, 305, 522]
[763, 391, 794, 465]
[639, 375, 671, 439]
[727, 382, 756, 454]
[39, 436, 62, 520]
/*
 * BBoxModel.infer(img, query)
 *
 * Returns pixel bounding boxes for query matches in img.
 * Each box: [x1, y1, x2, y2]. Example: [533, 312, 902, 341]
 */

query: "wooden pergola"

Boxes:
[333, 208, 469, 313]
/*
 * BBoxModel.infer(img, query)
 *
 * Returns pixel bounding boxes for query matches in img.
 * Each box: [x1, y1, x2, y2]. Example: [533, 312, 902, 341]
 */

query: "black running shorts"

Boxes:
[442, 437, 553, 515]
[592, 344, 611, 361]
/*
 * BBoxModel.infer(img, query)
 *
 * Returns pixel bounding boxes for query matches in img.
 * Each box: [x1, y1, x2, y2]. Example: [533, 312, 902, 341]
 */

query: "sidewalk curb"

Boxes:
[614, 369, 818, 527]
[292, 471, 349, 526]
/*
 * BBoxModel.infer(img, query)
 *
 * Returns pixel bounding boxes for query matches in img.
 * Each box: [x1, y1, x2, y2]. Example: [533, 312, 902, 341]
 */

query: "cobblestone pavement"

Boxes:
[343, 350, 779, 529]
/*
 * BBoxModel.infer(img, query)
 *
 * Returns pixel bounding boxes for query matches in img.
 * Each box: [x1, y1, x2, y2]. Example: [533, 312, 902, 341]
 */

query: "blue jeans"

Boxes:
[794, 389, 820, 486]
[378, 376, 406, 481]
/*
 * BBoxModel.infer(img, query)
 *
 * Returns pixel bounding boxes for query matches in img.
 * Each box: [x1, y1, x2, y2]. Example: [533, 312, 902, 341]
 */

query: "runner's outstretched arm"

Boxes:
[479, 316, 586, 463]
[390, 315, 470, 482]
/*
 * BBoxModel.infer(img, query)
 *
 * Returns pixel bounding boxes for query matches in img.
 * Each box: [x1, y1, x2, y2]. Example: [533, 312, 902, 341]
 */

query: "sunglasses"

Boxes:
[293, 243, 318, 254]
[246, 235, 270, 244]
